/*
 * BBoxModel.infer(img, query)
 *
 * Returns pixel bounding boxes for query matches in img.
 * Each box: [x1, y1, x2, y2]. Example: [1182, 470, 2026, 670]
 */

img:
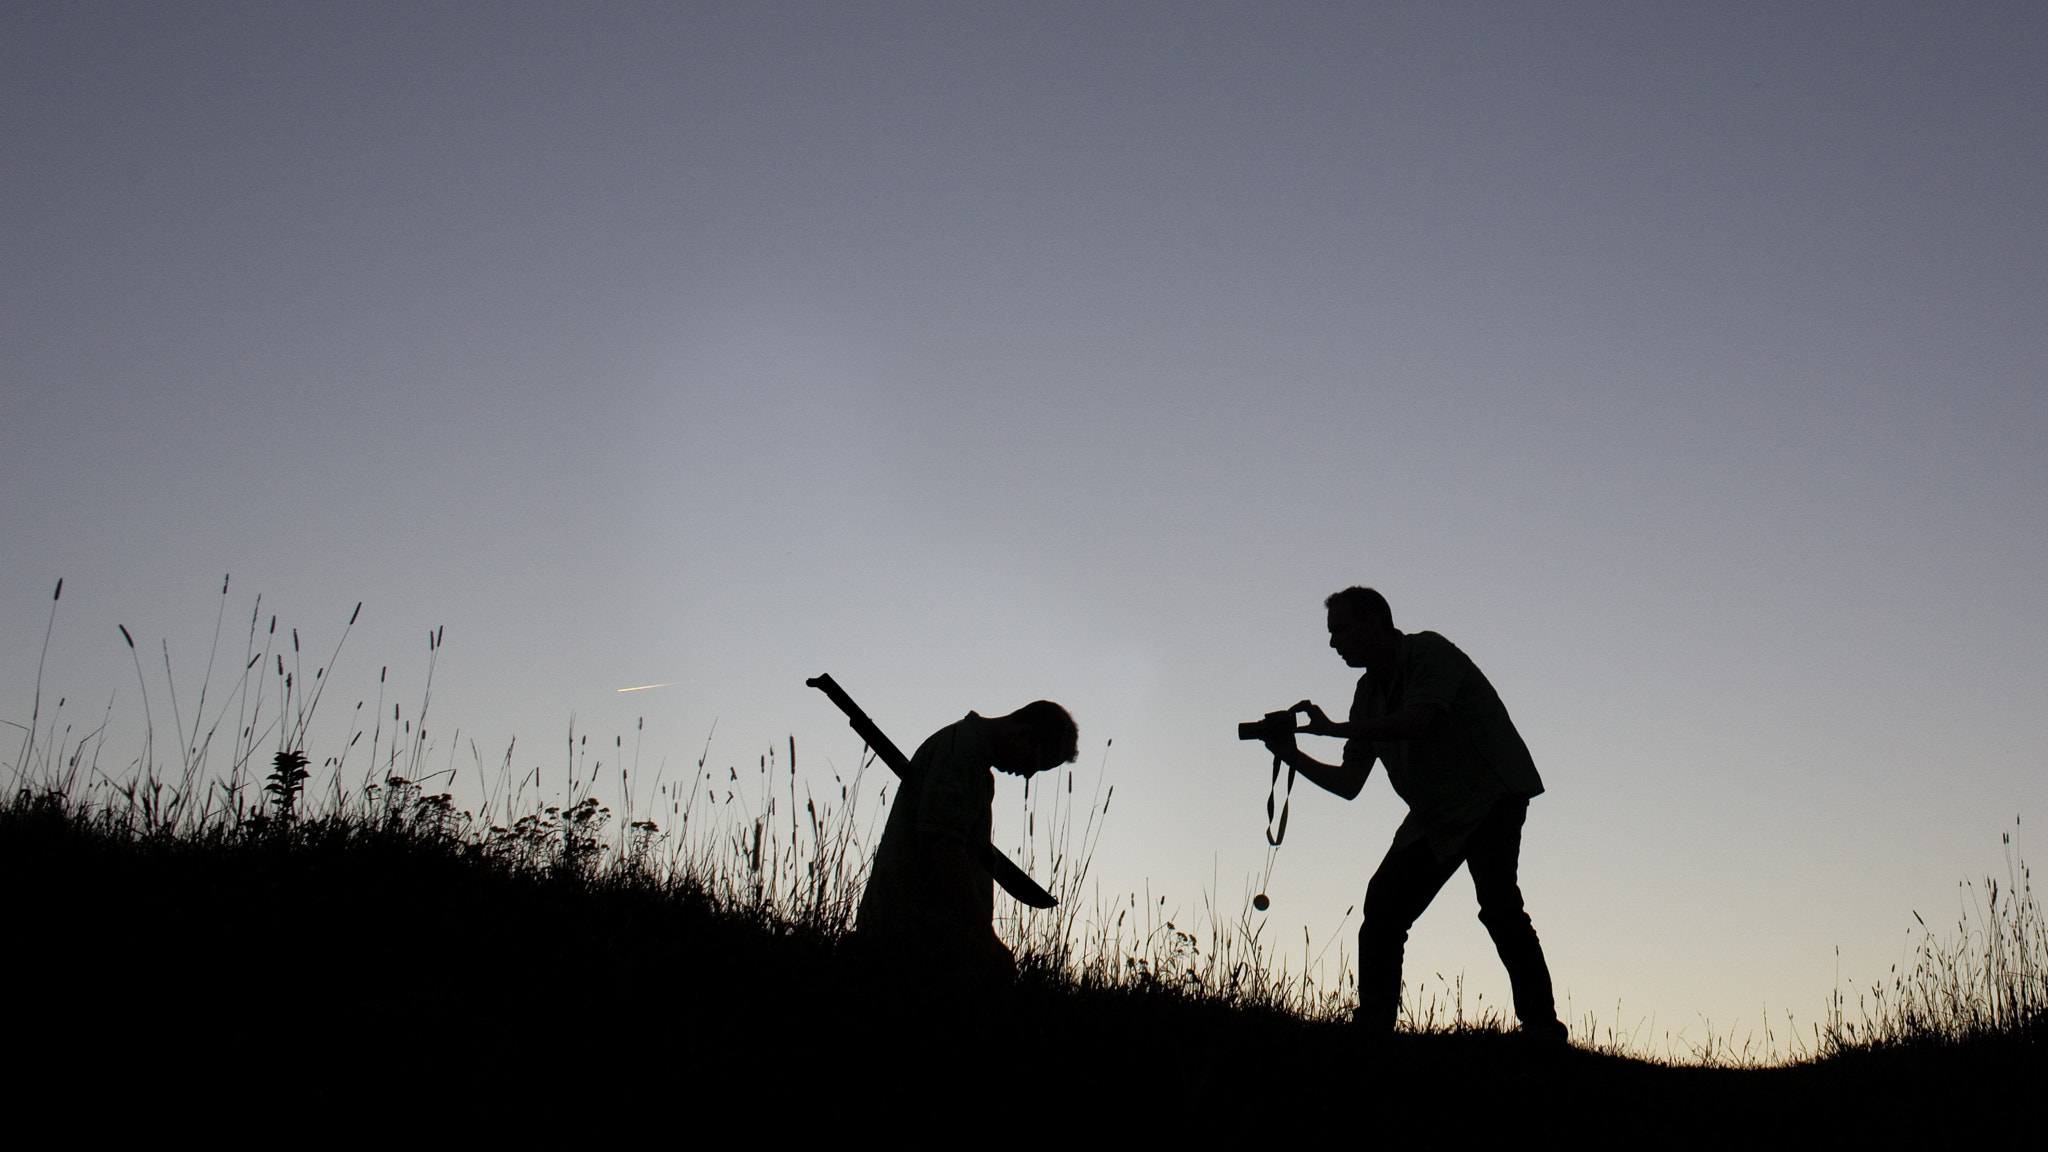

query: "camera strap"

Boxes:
[1265, 752, 1296, 846]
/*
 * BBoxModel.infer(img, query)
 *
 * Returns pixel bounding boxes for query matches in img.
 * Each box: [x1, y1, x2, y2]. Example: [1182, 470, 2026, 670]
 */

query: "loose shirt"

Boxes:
[1342, 631, 1544, 860]
[856, 712, 997, 939]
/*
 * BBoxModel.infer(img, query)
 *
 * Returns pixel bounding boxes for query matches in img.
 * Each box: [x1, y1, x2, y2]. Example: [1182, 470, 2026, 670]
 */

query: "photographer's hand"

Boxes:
[1259, 724, 1298, 759]
[1293, 700, 1338, 737]
[1243, 705, 1368, 799]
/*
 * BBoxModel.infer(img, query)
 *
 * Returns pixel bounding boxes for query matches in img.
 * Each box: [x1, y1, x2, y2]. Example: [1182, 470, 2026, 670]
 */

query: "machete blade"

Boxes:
[979, 842, 1058, 909]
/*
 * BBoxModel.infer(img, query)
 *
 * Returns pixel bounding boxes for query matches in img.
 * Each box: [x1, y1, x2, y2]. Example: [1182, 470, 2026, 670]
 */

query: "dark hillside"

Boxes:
[3, 795, 2036, 1135]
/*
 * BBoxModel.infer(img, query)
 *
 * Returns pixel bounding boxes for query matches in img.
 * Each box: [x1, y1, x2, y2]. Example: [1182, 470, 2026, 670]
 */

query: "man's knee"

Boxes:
[1361, 886, 1423, 943]
[1364, 851, 1443, 931]
[1475, 903, 1532, 937]
[1466, 843, 1529, 922]
[1358, 918, 1404, 954]
[1471, 879, 1528, 922]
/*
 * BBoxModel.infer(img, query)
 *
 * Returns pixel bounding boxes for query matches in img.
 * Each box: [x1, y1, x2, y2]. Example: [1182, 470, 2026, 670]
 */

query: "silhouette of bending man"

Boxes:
[857, 701, 1078, 978]
[1261, 587, 1567, 1044]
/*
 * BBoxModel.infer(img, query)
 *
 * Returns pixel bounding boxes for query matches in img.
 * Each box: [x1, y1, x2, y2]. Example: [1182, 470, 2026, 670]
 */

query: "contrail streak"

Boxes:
[616, 682, 678, 693]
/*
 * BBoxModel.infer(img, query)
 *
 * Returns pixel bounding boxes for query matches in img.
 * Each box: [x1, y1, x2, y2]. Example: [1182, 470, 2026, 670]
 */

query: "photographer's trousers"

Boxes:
[1356, 796, 1560, 1034]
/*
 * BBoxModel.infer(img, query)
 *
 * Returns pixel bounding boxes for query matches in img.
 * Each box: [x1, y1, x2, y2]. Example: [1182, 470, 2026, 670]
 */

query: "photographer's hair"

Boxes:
[1325, 586, 1394, 631]
[1011, 700, 1081, 766]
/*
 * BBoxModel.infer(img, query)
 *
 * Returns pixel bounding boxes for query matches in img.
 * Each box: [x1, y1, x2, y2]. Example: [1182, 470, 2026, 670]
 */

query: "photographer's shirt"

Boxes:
[1342, 631, 1544, 860]
[856, 712, 996, 939]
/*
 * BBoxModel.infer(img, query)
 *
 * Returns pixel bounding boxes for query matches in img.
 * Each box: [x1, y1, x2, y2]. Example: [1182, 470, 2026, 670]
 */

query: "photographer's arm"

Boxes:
[1269, 742, 1368, 800]
[1265, 702, 1444, 801]
[1297, 701, 1442, 742]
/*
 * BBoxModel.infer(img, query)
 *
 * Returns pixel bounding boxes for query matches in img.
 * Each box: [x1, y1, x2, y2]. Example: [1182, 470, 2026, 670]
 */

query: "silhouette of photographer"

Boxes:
[1258, 586, 1568, 1045]
[856, 702, 1078, 980]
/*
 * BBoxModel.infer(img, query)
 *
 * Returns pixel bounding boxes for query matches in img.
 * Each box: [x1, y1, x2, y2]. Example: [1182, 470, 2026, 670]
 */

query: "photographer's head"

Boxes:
[1325, 586, 1399, 672]
[990, 700, 1079, 777]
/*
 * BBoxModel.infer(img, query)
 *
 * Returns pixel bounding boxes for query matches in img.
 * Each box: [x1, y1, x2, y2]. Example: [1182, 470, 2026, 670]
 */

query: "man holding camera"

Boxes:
[1256, 586, 1568, 1046]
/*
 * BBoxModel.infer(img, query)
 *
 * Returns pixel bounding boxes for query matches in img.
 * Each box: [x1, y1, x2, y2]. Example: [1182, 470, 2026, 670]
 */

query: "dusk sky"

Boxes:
[6, 3, 2045, 1054]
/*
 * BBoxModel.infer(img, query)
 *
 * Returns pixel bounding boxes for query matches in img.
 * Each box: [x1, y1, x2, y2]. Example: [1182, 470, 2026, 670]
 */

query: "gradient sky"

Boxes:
[6, 3, 2045, 1055]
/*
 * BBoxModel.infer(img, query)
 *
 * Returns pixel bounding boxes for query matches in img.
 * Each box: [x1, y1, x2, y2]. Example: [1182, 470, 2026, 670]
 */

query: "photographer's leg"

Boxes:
[1357, 835, 1462, 1035]
[1466, 797, 1566, 1042]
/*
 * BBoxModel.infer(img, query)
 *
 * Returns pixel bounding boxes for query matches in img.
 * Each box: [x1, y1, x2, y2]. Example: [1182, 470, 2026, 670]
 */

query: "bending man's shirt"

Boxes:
[857, 712, 996, 939]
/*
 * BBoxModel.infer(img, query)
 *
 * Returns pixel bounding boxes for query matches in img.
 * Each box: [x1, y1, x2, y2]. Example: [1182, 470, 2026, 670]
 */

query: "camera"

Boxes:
[1238, 709, 1300, 742]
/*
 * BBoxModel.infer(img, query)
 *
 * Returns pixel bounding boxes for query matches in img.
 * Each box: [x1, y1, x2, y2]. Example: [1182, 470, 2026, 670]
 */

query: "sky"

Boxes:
[5, 2, 2045, 1056]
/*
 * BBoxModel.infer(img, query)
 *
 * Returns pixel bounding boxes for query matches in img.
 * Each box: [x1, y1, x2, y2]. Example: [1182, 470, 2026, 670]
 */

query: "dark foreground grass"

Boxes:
[5, 586, 2039, 1134]
[5, 790, 2038, 1136]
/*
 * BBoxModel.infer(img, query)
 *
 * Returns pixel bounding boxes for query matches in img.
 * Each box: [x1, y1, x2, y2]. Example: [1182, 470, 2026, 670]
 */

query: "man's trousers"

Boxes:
[1355, 796, 1562, 1035]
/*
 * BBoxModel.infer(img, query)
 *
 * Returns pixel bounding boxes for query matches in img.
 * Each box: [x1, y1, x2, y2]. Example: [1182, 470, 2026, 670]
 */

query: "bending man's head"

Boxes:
[991, 700, 1079, 777]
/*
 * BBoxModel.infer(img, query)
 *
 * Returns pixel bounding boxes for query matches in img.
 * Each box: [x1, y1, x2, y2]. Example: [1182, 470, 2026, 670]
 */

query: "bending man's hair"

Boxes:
[1011, 700, 1081, 766]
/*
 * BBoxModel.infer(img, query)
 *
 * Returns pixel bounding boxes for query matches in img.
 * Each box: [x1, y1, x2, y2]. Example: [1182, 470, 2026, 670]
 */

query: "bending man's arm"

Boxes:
[929, 836, 991, 923]
[929, 835, 1015, 967]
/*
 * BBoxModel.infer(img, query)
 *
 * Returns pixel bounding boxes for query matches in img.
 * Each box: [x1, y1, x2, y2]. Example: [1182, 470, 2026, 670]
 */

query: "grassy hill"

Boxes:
[4, 786, 2038, 1136]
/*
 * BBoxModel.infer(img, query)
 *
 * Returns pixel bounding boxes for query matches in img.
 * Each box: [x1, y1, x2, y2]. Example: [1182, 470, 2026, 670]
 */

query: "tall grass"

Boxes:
[1821, 816, 2045, 1055]
[5, 581, 1355, 1026]
[9, 580, 2042, 1067]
